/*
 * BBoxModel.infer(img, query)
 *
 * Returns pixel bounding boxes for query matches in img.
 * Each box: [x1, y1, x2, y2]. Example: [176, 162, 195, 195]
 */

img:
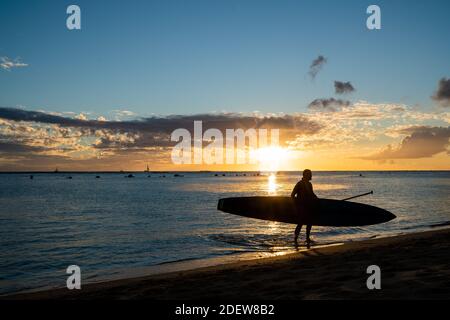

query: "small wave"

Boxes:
[398, 221, 450, 230]
[429, 221, 450, 228]
[156, 257, 200, 265]
[209, 233, 292, 250]
[208, 233, 349, 251]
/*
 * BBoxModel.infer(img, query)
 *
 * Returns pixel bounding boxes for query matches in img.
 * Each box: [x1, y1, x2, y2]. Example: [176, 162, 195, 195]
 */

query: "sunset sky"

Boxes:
[0, 0, 449, 171]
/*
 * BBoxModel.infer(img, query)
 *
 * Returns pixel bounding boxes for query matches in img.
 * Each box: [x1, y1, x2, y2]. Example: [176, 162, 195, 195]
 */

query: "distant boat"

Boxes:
[126, 174, 135, 178]
[145, 164, 150, 173]
[54, 168, 59, 173]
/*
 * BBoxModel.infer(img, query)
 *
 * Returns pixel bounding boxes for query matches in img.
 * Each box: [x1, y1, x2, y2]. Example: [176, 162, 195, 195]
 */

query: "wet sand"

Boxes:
[5, 228, 450, 300]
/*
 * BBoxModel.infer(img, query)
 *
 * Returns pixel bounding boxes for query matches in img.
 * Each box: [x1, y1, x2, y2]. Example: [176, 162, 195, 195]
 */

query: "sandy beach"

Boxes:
[4, 227, 450, 300]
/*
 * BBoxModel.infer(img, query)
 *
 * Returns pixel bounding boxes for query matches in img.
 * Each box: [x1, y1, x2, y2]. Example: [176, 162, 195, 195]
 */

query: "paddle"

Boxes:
[341, 190, 373, 201]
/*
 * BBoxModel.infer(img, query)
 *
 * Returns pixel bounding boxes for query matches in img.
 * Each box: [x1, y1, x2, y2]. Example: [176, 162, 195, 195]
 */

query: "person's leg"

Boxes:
[306, 225, 312, 243]
[294, 224, 302, 243]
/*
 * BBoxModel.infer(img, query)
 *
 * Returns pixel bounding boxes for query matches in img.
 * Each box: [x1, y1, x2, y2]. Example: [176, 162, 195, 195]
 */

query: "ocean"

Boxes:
[0, 171, 449, 294]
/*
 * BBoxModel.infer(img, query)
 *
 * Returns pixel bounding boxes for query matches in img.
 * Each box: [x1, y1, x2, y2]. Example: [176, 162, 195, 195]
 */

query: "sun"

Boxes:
[251, 146, 290, 172]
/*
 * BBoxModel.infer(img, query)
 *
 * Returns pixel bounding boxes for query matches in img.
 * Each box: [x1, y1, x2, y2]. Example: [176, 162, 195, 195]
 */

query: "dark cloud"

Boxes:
[432, 78, 450, 107]
[361, 126, 450, 160]
[307, 98, 351, 112]
[334, 81, 355, 94]
[0, 107, 323, 151]
[0, 141, 48, 154]
[0, 107, 321, 133]
[308, 55, 327, 79]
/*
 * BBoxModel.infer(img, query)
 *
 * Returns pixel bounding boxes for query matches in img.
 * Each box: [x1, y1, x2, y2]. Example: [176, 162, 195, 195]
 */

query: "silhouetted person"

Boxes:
[291, 169, 317, 245]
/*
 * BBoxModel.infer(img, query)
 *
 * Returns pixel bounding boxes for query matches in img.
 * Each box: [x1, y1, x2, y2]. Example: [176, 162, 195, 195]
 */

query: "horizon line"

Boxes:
[1, 169, 449, 174]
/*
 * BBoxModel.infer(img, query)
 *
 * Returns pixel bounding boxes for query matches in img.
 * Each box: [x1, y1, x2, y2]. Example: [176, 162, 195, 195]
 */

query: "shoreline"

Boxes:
[0, 241, 344, 297]
[5, 227, 450, 300]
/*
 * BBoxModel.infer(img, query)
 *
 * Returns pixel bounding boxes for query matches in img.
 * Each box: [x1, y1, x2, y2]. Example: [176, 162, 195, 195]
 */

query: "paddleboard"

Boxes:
[217, 196, 396, 226]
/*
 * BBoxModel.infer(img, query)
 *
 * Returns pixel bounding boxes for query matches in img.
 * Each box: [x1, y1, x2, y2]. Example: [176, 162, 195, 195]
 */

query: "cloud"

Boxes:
[75, 113, 88, 120]
[308, 55, 327, 79]
[432, 77, 450, 107]
[308, 98, 351, 112]
[334, 81, 355, 94]
[0, 107, 322, 133]
[111, 109, 137, 120]
[2, 104, 449, 170]
[361, 126, 450, 160]
[0, 107, 323, 153]
[0, 57, 28, 71]
[0, 141, 48, 154]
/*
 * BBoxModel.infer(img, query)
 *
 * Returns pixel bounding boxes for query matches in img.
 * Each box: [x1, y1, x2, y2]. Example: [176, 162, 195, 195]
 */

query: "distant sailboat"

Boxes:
[145, 164, 150, 173]
[54, 167, 59, 173]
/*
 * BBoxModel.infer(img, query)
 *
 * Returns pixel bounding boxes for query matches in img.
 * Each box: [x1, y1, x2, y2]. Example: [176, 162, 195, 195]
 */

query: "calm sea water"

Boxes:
[0, 171, 449, 294]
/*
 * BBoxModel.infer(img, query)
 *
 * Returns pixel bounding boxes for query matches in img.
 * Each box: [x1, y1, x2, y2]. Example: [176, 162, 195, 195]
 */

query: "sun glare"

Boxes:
[267, 174, 278, 194]
[252, 147, 290, 172]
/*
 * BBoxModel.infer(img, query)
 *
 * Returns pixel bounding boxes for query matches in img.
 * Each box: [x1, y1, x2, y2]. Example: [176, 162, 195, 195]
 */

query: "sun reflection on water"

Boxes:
[267, 174, 278, 195]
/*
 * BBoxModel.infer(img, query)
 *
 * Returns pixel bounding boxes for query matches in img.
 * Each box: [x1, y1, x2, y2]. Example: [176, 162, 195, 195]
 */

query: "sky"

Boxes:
[0, 0, 449, 171]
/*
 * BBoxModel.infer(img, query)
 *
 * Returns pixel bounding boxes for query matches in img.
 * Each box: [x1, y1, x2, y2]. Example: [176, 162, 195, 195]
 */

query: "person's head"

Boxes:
[302, 169, 312, 181]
